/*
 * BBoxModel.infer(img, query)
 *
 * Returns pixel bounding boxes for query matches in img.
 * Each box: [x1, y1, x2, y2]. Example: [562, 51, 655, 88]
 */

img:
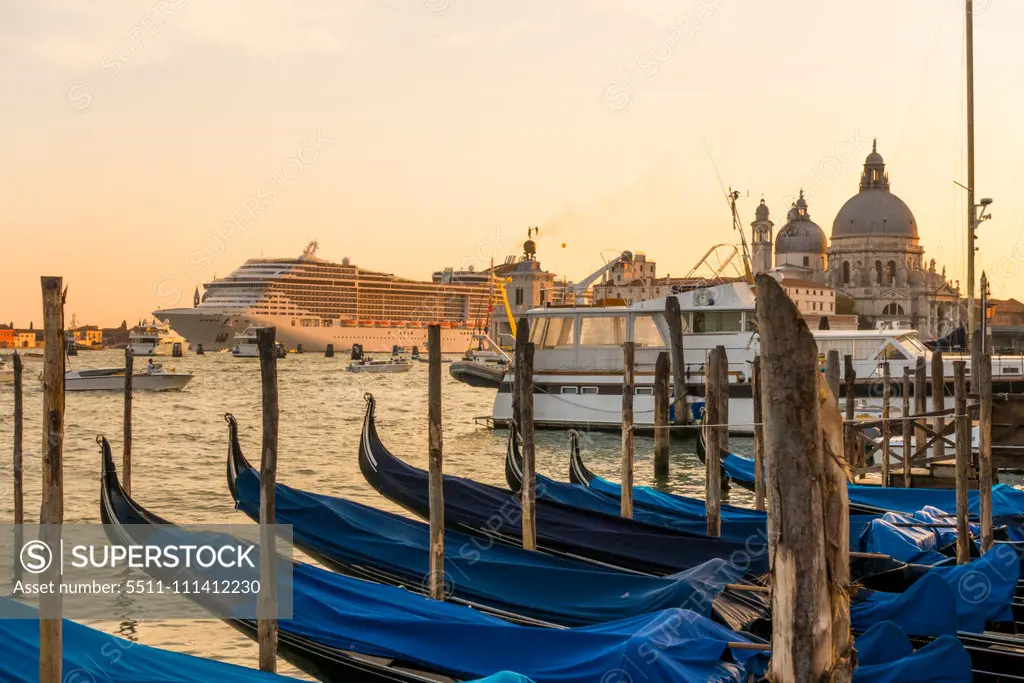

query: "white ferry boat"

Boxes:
[155, 242, 493, 354]
[127, 322, 181, 356]
[490, 281, 1024, 435]
[63, 364, 193, 392]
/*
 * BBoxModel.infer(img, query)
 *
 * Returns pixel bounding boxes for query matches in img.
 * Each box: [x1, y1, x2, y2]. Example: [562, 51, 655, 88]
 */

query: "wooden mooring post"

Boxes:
[256, 327, 279, 672]
[953, 361, 971, 565]
[620, 341, 635, 519]
[756, 274, 851, 681]
[751, 355, 765, 511]
[978, 352, 994, 553]
[704, 346, 724, 537]
[825, 350, 840, 398]
[716, 345, 729, 454]
[653, 351, 670, 478]
[427, 324, 445, 596]
[515, 318, 537, 550]
[931, 351, 945, 463]
[843, 355, 857, 470]
[123, 347, 133, 497]
[880, 362, 890, 487]
[902, 367, 911, 487]
[40, 276, 65, 683]
[914, 356, 927, 470]
[665, 296, 687, 424]
[13, 351, 23, 583]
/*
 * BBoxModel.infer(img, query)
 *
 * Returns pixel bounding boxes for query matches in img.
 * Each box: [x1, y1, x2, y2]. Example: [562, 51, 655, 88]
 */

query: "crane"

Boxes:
[567, 251, 634, 304]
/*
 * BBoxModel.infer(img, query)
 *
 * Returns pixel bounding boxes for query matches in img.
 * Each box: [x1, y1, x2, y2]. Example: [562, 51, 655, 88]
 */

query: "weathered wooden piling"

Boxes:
[756, 274, 851, 681]
[653, 351, 670, 477]
[843, 355, 857, 469]
[256, 327, 279, 672]
[716, 345, 729, 453]
[325, 343, 334, 358]
[971, 330, 982, 393]
[881, 362, 891, 488]
[172, 341, 183, 358]
[931, 351, 946, 462]
[978, 352, 994, 553]
[751, 355, 766, 511]
[953, 361, 971, 565]
[515, 318, 537, 551]
[704, 347, 723, 537]
[40, 277, 65, 683]
[620, 341, 635, 519]
[902, 367, 912, 487]
[427, 324, 445, 597]
[914, 356, 927, 469]
[12, 352, 23, 526]
[197, 343, 204, 355]
[665, 295, 687, 424]
[825, 349, 840, 398]
[123, 347, 133, 497]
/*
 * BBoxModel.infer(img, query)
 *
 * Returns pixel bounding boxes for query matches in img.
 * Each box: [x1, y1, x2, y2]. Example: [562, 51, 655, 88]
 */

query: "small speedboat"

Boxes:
[231, 327, 286, 358]
[0, 359, 14, 385]
[347, 358, 412, 374]
[62, 363, 193, 391]
[449, 360, 507, 388]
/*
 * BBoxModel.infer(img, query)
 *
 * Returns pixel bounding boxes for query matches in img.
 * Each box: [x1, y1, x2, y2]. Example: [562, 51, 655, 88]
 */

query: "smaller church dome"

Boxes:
[775, 190, 827, 254]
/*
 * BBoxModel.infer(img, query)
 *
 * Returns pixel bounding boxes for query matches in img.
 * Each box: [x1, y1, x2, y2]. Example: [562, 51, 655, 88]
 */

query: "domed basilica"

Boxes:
[750, 141, 964, 337]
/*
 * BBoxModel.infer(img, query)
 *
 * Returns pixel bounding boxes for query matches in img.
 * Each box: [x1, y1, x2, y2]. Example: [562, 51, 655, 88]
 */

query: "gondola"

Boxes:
[694, 427, 1024, 526]
[99, 436, 460, 683]
[508, 425, 1024, 632]
[360, 395, 772, 577]
[226, 413, 769, 632]
[358, 397, 1024, 679]
[100, 439, 781, 683]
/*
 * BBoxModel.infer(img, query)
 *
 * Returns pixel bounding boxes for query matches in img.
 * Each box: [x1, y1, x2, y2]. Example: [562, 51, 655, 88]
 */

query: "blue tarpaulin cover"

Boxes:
[853, 621, 972, 682]
[850, 573, 959, 636]
[234, 465, 748, 626]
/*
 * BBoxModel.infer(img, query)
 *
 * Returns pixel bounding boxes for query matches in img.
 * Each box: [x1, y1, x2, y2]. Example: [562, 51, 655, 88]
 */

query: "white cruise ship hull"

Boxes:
[157, 308, 476, 354]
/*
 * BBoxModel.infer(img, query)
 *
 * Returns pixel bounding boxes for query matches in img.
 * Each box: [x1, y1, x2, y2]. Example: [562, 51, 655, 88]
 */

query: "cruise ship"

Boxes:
[154, 242, 494, 353]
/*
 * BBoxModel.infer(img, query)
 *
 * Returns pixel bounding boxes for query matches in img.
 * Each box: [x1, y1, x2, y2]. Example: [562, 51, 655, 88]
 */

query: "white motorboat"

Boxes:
[127, 321, 180, 356]
[62, 363, 193, 391]
[231, 327, 287, 358]
[490, 281, 1024, 435]
[347, 358, 412, 374]
[0, 359, 14, 385]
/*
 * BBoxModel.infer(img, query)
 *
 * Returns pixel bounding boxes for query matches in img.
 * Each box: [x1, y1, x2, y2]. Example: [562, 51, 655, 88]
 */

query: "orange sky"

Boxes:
[2, 0, 1023, 327]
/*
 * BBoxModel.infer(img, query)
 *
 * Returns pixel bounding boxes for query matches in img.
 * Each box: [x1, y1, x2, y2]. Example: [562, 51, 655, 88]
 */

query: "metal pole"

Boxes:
[966, 0, 976, 353]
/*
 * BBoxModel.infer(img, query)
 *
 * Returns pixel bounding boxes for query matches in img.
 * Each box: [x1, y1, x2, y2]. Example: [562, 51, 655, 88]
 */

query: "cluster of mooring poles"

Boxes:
[13, 272, 997, 681]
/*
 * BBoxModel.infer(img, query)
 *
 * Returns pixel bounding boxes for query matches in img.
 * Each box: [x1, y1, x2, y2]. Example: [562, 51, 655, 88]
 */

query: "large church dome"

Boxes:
[776, 190, 827, 254]
[832, 141, 918, 239]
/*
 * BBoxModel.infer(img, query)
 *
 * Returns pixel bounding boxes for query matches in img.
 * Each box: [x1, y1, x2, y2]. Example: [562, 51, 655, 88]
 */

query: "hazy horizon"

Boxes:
[3, 0, 1023, 327]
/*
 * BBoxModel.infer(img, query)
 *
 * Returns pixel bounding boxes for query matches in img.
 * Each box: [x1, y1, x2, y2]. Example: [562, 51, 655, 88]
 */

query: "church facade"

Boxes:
[751, 142, 964, 338]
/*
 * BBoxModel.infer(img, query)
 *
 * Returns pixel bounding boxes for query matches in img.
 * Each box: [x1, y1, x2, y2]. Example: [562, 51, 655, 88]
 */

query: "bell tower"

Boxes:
[751, 199, 774, 274]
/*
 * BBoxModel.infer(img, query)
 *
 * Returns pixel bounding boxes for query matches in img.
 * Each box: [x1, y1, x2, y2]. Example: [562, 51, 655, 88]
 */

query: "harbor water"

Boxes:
[0, 349, 755, 678]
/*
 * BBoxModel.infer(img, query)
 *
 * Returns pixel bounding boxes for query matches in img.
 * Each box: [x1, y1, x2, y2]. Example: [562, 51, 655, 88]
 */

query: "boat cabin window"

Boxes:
[631, 314, 667, 347]
[635, 387, 654, 395]
[560, 386, 579, 395]
[580, 386, 599, 395]
[876, 343, 908, 361]
[897, 334, 929, 358]
[579, 316, 625, 346]
[691, 311, 743, 334]
[530, 317, 576, 349]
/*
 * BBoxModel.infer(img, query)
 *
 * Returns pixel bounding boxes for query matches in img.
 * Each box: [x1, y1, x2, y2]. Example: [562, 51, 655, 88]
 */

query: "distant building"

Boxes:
[591, 253, 746, 306]
[752, 141, 964, 337]
[74, 325, 103, 348]
[0, 325, 13, 348]
[13, 330, 36, 348]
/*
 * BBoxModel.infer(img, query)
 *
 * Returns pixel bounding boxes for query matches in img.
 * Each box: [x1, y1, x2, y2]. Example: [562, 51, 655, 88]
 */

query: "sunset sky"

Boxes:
[2, 0, 1023, 327]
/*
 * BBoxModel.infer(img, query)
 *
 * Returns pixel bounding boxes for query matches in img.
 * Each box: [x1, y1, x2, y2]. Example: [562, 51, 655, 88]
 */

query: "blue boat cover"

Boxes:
[533, 472, 769, 543]
[857, 513, 954, 566]
[850, 573, 959, 637]
[587, 474, 766, 521]
[0, 600, 297, 683]
[234, 465, 749, 627]
[853, 621, 972, 683]
[274, 564, 774, 683]
[713, 450, 1024, 522]
[927, 543, 1021, 630]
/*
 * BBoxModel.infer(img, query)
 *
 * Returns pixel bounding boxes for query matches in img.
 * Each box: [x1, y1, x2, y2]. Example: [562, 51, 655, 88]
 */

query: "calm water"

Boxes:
[0, 349, 751, 678]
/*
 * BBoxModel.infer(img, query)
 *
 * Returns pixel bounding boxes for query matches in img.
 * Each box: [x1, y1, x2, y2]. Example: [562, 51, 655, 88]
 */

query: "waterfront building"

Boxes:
[752, 141, 964, 337]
